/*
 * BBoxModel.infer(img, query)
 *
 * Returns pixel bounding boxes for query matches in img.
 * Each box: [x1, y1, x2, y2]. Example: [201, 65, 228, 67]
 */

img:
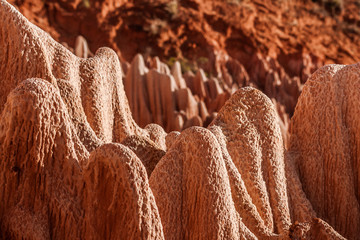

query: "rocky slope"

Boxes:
[8, 0, 360, 65]
[1, 1, 359, 239]
[7, 0, 360, 143]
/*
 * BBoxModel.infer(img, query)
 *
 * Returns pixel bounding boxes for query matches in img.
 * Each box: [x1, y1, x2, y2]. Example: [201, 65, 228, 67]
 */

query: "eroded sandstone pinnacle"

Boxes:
[0, 0, 358, 239]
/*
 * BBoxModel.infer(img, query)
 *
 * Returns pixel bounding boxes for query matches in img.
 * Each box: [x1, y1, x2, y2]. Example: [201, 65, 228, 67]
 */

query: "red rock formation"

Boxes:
[0, 0, 149, 143]
[150, 127, 245, 239]
[122, 135, 166, 177]
[0, 3, 165, 238]
[9, 0, 360, 142]
[1, 1, 360, 239]
[7, 0, 360, 66]
[208, 87, 291, 237]
[83, 143, 164, 239]
[150, 86, 350, 239]
[289, 63, 360, 239]
[0, 78, 165, 239]
[74, 35, 93, 58]
[122, 53, 233, 133]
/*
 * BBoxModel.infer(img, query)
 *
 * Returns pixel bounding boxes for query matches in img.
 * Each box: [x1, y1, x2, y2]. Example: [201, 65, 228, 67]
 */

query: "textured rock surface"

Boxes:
[12, 0, 356, 141]
[0, 78, 164, 239]
[289, 63, 360, 239]
[7, 0, 360, 142]
[8, 0, 360, 65]
[0, 0, 148, 144]
[83, 143, 164, 239]
[208, 87, 291, 237]
[121, 53, 238, 134]
[1, 1, 359, 239]
[122, 135, 166, 177]
[8, 0, 360, 116]
[0, 2, 164, 239]
[150, 127, 243, 239]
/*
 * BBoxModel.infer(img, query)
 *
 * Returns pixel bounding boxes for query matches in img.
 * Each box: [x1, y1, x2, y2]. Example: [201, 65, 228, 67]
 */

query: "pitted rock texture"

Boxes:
[208, 88, 291, 236]
[7, 0, 360, 143]
[0, 2, 164, 239]
[83, 143, 164, 239]
[0, 78, 164, 239]
[0, 0, 164, 145]
[289, 63, 360, 239]
[10, 0, 344, 143]
[122, 135, 166, 177]
[0, 1, 359, 239]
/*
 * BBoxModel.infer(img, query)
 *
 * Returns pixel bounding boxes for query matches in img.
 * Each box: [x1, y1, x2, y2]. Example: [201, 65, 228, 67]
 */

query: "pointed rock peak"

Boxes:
[154, 56, 161, 69]
[74, 35, 92, 58]
[196, 68, 208, 82]
[130, 54, 148, 75]
[171, 61, 187, 89]
[144, 123, 167, 150]
[171, 61, 182, 76]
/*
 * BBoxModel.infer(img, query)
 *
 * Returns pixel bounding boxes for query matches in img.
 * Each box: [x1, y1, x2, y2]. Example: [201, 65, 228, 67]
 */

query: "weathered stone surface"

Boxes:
[9, 0, 360, 138]
[289, 63, 360, 239]
[0, 79, 87, 239]
[1, 1, 360, 239]
[0, 2, 165, 239]
[83, 143, 164, 239]
[149, 127, 244, 239]
[0, 78, 165, 239]
[171, 61, 187, 89]
[122, 135, 166, 177]
[124, 54, 152, 128]
[208, 87, 291, 237]
[0, 0, 147, 143]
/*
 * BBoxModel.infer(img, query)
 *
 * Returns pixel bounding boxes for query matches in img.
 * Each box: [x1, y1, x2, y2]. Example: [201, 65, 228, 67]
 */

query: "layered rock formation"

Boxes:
[0, 1, 359, 239]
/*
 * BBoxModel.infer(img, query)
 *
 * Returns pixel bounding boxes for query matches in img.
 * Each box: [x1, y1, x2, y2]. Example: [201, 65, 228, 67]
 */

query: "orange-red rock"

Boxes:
[1, 1, 360, 239]
[289, 63, 360, 239]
